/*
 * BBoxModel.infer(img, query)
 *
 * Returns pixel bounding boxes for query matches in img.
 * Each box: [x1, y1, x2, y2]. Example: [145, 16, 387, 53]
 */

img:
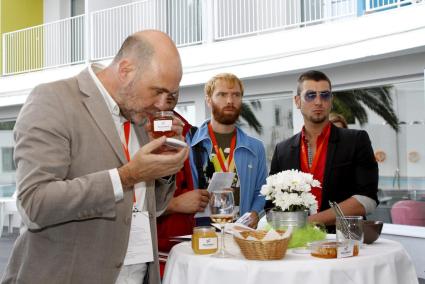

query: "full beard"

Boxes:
[212, 105, 241, 125]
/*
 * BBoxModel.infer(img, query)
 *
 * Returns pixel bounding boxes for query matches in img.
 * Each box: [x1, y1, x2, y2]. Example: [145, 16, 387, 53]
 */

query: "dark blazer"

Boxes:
[266, 124, 379, 213]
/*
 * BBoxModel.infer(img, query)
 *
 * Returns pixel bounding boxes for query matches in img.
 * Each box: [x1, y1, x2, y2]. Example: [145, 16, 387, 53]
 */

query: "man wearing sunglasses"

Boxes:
[266, 70, 378, 231]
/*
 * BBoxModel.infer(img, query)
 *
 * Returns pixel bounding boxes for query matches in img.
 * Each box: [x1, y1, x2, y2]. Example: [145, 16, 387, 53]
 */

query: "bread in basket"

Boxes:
[234, 229, 291, 260]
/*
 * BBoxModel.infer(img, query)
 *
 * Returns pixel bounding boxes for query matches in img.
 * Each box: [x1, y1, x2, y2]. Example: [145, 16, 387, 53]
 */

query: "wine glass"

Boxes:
[209, 189, 235, 258]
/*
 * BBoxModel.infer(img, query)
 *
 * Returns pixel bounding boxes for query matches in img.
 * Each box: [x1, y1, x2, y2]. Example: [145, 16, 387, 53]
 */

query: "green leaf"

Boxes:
[332, 86, 399, 132]
[238, 102, 263, 134]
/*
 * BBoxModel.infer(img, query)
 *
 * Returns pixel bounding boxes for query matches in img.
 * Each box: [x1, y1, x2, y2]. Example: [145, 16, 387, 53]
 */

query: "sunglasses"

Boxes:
[302, 91, 332, 102]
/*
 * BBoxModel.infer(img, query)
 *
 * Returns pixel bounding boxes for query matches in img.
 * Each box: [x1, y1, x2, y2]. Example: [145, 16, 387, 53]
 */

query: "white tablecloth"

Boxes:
[163, 236, 418, 284]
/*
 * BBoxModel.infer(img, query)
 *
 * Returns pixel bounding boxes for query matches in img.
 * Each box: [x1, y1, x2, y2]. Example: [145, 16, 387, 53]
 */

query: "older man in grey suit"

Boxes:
[1, 30, 188, 284]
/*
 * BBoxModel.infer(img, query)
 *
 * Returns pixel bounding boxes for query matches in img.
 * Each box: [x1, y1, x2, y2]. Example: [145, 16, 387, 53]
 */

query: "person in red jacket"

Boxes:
[155, 92, 210, 277]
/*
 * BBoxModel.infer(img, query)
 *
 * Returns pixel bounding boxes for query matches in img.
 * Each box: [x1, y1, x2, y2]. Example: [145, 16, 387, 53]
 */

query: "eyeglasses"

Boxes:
[302, 91, 332, 102]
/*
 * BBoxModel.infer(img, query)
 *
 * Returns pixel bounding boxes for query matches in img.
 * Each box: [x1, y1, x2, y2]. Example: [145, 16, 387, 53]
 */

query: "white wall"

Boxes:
[0, 106, 20, 121]
[88, 0, 135, 12]
[44, 0, 71, 22]
[43, 0, 137, 21]
[176, 84, 207, 126]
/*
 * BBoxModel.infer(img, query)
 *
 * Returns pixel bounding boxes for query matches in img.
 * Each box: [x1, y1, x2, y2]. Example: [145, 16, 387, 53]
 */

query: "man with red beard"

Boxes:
[189, 73, 267, 228]
[266, 70, 378, 231]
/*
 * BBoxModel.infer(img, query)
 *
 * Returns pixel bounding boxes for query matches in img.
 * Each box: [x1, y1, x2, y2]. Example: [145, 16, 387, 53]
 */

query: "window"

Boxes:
[0, 120, 16, 198]
[166, 0, 203, 45]
[175, 102, 196, 126]
[238, 93, 294, 166]
[1, 148, 15, 172]
[342, 79, 425, 227]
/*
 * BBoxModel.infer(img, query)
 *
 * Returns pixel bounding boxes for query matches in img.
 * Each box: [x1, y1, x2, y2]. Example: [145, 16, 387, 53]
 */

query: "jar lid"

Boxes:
[309, 241, 339, 249]
[193, 226, 216, 232]
[154, 111, 174, 116]
[309, 240, 357, 249]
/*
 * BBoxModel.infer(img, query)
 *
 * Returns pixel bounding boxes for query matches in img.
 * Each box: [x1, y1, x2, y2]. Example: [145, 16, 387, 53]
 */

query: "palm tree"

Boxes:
[332, 86, 399, 132]
[239, 102, 263, 135]
[0, 121, 15, 130]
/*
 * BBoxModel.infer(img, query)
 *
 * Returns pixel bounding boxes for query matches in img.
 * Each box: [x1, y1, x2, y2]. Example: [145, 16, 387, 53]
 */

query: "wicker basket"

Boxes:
[234, 230, 291, 260]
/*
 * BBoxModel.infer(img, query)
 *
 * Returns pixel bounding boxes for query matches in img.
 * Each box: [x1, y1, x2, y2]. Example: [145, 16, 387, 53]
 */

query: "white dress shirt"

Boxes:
[88, 63, 149, 283]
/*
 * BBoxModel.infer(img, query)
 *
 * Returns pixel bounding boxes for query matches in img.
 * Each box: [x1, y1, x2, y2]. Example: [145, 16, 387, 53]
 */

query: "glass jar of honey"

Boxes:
[310, 240, 359, 259]
[191, 226, 218, 255]
[151, 111, 175, 138]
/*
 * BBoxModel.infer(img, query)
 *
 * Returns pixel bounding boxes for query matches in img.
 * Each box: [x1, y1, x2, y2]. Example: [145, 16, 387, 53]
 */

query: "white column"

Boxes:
[202, 0, 215, 44]
[84, 0, 90, 63]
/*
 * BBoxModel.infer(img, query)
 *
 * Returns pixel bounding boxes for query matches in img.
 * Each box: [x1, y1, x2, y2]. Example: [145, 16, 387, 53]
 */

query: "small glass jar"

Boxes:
[310, 240, 359, 259]
[151, 111, 175, 138]
[191, 226, 218, 255]
[310, 241, 338, 259]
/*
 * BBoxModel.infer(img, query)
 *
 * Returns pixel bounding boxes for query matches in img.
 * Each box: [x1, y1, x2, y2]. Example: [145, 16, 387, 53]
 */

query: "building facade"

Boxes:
[0, 0, 424, 279]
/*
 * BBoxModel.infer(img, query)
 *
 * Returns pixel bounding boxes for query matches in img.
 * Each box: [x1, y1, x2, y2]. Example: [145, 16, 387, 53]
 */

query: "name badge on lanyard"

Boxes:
[123, 183, 154, 265]
[121, 123, 153, 265]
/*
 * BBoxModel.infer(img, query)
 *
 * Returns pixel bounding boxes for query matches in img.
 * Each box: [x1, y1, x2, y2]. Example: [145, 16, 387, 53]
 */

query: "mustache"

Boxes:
[223, 106, 237, 111]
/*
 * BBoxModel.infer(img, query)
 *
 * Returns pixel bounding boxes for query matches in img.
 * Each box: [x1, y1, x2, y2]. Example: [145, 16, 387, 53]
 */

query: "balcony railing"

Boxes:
[214, 0, 356, 40]
[2, 15, 85, 75]
[1, 0, 421, 76]
[90, 0, 203, 61]
[365, 0, 418, 12]
[91, 0, 165, 61]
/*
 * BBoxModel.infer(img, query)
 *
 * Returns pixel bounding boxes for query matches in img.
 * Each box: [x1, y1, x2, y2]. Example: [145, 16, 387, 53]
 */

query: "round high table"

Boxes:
[163, 236, 418, 284]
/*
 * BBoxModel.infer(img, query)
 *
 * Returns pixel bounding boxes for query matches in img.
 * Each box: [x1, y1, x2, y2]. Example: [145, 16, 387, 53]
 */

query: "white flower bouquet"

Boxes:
[261, 169, 321, 214]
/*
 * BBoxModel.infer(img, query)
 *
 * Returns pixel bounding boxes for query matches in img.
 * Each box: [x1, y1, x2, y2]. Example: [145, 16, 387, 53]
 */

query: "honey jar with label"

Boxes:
[310, 240, 359, 259]
[151, 111, 175, 138]
[191, 226, 218, 255]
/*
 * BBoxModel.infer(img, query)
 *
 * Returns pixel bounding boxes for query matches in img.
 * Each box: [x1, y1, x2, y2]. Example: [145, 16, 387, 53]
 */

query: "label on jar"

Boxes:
[199, 237, 218, 250]
[154, 119, 173, 132]
[337, 242, 354, 258]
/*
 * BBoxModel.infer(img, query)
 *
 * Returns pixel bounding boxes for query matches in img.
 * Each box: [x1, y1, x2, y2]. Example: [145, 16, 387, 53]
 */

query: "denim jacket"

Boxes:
[188, 120, 267, 215]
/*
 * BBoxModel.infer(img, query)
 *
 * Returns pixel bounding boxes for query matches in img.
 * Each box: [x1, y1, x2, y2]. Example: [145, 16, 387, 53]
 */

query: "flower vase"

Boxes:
[266, 210, 308, 230]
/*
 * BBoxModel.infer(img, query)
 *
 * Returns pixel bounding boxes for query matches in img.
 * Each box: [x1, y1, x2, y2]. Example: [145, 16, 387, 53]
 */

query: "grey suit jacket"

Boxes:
[1, 68, 175, 284]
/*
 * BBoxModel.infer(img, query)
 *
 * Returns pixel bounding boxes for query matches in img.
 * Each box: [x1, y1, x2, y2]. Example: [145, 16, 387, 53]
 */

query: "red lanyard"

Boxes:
[122, 121, 131, 162]
[122, 121, 135, 202]
[208, 122, 236, 172]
